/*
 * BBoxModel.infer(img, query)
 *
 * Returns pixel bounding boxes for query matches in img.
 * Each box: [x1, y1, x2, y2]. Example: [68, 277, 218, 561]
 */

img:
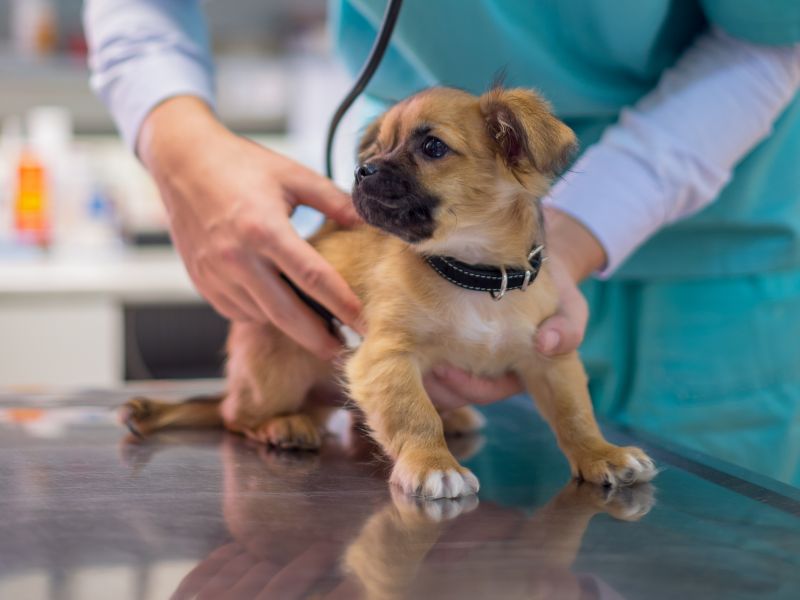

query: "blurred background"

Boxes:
[0, 0, 361, 389]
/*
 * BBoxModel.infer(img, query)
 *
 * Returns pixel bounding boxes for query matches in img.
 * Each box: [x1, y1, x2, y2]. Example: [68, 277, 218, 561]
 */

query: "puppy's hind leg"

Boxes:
[119, 395, 223, 437]
[223, 324, 332, 451]
[225, 375, 324, 452]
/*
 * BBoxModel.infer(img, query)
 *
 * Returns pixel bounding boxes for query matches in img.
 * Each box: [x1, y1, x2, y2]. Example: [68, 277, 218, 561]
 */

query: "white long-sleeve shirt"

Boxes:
[544, 28, 800, 275]
[84, 0, 215, 150]
[83, 2, 800, 275]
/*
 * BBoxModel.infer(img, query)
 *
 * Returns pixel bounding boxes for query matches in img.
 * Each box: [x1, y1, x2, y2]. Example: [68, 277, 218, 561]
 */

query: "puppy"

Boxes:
[345, 482, 655, 600]
[122, 86, 656, 498]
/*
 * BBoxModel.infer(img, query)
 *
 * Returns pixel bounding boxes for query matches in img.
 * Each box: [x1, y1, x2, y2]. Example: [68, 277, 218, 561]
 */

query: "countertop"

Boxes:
[0, 205, 323, 302]
[1, 382, 799, 599]
[0, 248, 198, 301]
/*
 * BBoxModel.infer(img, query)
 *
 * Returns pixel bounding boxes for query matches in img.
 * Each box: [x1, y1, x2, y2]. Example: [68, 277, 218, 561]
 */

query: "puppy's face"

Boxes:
[352, 87, 576, 250]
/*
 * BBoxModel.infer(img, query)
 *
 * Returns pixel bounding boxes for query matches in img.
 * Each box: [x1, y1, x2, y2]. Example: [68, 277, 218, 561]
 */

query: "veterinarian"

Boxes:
[85, 1, 800, 484]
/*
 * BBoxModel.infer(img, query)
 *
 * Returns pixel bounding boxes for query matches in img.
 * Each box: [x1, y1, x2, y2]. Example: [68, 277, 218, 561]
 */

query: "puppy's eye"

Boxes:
[421, 136, 449, 159]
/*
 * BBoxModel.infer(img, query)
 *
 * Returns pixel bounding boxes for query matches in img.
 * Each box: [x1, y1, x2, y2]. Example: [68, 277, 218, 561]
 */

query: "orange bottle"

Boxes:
[14, 150, 50, 246]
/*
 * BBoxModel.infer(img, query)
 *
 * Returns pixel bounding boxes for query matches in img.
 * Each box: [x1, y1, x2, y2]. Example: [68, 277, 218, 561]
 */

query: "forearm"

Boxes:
[83, 0, 215, 151]
[544, 27, 800, 278]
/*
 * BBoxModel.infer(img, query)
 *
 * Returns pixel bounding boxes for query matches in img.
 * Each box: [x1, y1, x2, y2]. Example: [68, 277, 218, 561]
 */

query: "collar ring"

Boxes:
[521, 269, 532, 292]
[490, 266, 508, 301]
[528, 245, 544, 262]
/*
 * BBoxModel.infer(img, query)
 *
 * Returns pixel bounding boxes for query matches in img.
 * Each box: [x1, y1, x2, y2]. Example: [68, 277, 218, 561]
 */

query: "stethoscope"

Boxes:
[282, 0, 403, 344]
[324, 0, 404, 180]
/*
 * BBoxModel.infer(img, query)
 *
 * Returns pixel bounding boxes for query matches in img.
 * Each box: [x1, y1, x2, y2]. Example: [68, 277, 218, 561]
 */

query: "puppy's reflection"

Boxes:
[121, 417, 653, 599]
[345, 481, 653, 600]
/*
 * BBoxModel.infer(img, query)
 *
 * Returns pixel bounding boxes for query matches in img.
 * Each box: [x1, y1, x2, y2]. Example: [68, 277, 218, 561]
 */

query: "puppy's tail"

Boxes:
[119, 394, 224, 437]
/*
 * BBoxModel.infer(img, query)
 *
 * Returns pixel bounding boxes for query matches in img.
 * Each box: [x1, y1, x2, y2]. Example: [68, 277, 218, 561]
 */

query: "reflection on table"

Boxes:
[0, 387, 798, 599]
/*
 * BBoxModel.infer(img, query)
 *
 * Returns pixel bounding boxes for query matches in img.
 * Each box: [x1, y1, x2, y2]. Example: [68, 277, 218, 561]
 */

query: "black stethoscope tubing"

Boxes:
[324, 0, 404, 180]
[294, 0, 402, 341]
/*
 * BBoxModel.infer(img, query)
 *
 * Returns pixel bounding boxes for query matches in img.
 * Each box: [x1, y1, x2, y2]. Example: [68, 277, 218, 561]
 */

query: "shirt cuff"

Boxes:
[543, 139, 684, 279]
[90, 51, 215, 152]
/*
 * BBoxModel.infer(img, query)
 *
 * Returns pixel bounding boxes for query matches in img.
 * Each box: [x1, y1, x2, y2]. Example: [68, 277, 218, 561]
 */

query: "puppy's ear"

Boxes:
[357, 115, 384, 162]
[480, 88, 577, 176]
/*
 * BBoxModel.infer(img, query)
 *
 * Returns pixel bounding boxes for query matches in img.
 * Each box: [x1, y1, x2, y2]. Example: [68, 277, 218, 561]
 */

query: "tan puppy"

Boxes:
[122, 86, 656, 498]
[345, 482, 654, 600]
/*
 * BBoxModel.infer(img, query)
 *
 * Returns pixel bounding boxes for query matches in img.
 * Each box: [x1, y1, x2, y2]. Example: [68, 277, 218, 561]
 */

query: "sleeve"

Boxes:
[543, 27, 800, 277]
[701, 0, 800, 46]
[83, 0, 216, 151]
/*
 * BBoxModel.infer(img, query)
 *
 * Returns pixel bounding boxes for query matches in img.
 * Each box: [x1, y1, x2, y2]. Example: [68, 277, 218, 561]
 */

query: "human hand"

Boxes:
[424, 366, 522, 411]
[534, 206, 604, 356]
[172, 441, 355, 600]
[138, 97, 363, 359]
[533, 252, 589, 356]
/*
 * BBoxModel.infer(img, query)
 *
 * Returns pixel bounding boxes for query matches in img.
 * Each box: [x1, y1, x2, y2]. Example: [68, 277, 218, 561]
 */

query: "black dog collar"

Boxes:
[425, 245, 545, 300]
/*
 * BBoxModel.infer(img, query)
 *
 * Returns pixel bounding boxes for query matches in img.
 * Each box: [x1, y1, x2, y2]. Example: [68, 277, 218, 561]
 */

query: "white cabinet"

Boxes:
[0, 250, 201, 388]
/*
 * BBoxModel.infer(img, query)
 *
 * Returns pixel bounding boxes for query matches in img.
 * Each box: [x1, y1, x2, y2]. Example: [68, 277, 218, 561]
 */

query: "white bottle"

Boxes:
[28, 107, 68, 249]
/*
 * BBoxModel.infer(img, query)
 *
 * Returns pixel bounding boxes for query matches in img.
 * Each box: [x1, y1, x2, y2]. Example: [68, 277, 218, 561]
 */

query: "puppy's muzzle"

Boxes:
[352, 161, 439, 243]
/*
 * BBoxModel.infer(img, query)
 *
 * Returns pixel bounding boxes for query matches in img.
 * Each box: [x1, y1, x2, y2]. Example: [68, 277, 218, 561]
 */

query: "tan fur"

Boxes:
[344, 482, 654, 600]
[122, 87, 655, 497]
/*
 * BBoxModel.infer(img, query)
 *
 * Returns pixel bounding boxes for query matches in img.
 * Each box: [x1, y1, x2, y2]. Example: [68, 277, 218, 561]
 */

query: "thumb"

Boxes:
[286, 165, 361, 227]
[535, 263, 589, 356]
[535, 314, 583, 356]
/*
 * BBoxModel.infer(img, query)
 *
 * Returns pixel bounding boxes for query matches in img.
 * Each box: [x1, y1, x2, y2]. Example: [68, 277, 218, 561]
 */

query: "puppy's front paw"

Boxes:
[563, 481, 655, 521]
[602, 483, 656, 521]
[389, 486, 479, 523]
[570, 444, 656, 487]
[391, 449, 480, 499]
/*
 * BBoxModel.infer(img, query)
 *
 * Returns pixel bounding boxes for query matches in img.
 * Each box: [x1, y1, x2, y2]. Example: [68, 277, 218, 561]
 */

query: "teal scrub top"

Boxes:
[331, 0, 800, 281]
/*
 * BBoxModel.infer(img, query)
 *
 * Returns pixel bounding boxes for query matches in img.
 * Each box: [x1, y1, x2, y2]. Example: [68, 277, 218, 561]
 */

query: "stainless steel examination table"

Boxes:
[1, 382, 799, 599]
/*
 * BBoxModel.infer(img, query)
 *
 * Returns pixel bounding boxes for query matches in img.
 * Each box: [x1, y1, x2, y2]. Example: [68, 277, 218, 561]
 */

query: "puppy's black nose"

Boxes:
[354, 163, 378, 184]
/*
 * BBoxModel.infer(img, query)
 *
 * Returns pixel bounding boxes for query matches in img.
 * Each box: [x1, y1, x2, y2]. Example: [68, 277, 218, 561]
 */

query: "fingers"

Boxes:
[424, 373, 472, 411]
[199, 271, 263, 322]
[259, 226, 364, 331]
[535, 270, 589, 356]
[195, 550, 259, 600]
[535, 315, 583, 355]
[172, 543, 244, 600]
[234, 258, 344, 359]
[285, 164, 361, 227]
[427, 365, 522, 408]
[225, 558, 282, 600]
[200, 288, 255, 322]
[257, 543, 341, 600]
[160, 135, 366, 354]
[322, 580, 362, 600]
